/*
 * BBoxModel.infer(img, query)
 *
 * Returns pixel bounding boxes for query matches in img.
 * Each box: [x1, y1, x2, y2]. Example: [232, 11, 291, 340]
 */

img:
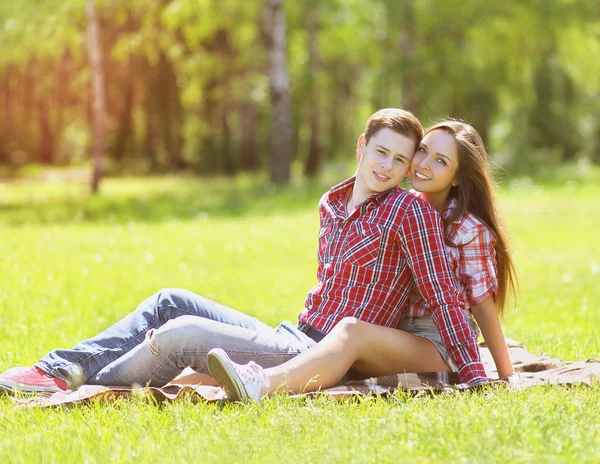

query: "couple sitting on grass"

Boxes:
[0, 108, 518, 402]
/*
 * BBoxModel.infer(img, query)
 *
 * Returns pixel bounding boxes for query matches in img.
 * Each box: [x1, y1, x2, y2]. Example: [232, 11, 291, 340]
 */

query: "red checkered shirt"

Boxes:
[407, 195, 499, 318]
[298, 177, 487, 384]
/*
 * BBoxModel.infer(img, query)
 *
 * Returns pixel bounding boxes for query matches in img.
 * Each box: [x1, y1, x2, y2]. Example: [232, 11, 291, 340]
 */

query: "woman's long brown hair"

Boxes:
[425, 120, 518, 316]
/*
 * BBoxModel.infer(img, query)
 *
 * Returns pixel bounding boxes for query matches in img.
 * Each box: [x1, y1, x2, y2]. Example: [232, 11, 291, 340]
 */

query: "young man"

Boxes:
[0, 108, 487, 395]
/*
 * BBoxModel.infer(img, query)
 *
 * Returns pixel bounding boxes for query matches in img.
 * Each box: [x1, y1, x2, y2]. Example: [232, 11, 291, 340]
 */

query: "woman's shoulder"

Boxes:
[449, 210, 493, 246]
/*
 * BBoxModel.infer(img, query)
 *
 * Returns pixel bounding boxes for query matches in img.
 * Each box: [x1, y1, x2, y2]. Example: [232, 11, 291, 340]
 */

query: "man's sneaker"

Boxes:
[207, 348, 270, 402]
[0, 366, 69, 394]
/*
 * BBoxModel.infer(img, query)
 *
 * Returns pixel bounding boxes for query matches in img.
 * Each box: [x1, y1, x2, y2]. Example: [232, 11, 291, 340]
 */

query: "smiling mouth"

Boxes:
[373, 171, 391, 181]
[414, 171, 431, 181]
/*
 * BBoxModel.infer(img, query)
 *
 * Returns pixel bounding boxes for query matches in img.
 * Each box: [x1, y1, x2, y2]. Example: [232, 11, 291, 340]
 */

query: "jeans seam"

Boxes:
[157, 303, 202, 323]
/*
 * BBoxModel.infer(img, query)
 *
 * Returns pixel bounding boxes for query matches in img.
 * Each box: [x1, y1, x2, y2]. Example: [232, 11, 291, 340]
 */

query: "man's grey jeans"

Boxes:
[36, 288, 316, 388]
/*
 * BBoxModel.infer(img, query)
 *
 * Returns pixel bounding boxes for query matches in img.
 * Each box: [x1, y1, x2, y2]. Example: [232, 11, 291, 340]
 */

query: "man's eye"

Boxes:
[417, 147, 426, 153]
[395, 157, 405, 163]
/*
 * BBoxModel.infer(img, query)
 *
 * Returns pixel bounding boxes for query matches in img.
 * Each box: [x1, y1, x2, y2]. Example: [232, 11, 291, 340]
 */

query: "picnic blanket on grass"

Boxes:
[13, 339, 600, 408]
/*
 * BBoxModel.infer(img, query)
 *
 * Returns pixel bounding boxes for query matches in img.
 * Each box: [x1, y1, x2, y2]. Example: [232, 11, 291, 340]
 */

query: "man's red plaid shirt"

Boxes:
[298, 177, 487, 384]
[407, 195, 499, 319]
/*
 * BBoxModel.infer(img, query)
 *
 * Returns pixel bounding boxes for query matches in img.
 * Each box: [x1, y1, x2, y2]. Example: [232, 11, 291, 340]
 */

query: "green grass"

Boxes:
[1, 168, 599, 463]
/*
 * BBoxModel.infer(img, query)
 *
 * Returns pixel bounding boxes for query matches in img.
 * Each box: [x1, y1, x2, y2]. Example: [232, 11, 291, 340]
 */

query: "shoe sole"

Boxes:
[0, 379, 61, 395]
[206, 349, 248, 402]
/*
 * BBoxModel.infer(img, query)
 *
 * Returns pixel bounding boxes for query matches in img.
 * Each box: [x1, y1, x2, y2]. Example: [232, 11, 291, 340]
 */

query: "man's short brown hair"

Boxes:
[363, 108, 423, 149]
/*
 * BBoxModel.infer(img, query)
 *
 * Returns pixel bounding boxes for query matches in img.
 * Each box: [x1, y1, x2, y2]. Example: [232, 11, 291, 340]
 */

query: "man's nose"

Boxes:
[380, 158, 393, 170]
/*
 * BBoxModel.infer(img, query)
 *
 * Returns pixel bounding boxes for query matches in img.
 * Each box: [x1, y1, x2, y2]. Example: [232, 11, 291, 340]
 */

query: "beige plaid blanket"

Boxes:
[13, 339, 600, 408]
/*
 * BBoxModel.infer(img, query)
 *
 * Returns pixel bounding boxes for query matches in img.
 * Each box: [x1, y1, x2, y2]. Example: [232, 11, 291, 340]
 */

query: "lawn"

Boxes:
[0, 168, 599, 463]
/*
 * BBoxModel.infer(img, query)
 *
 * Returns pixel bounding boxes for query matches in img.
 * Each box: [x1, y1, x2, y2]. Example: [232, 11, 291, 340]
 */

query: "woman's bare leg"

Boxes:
[263, 317, 449, 395]
[168, 371, 217, 386]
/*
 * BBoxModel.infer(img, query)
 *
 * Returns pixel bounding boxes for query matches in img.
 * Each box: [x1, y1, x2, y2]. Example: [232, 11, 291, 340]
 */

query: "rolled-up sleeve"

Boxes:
[459, 226, 498, 307]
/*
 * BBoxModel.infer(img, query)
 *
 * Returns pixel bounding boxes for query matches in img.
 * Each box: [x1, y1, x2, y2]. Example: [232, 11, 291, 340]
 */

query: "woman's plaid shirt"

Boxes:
[298, 177, 487, 384]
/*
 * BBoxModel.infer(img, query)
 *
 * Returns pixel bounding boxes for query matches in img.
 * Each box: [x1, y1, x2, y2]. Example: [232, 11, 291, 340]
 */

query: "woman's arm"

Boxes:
[470, 296, 515, 379]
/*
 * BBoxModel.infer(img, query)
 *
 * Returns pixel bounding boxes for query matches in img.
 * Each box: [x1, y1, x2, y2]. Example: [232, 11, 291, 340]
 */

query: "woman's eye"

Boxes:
[436, 158, 447, 166]
[395, 157, 404, 163]
[417, 147, 426, 153]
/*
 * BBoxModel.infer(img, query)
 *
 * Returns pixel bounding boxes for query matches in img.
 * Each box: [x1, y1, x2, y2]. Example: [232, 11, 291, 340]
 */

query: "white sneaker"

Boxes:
[207, 348, 270, 402]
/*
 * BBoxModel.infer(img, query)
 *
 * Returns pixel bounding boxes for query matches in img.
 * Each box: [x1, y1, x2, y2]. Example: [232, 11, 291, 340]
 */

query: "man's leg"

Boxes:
[88, 317, 316, 387]
[3, 288, 268, 390]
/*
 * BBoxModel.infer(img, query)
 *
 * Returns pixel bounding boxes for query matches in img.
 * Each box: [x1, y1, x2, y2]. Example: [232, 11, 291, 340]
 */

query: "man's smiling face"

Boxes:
[355, 127, 416, 197]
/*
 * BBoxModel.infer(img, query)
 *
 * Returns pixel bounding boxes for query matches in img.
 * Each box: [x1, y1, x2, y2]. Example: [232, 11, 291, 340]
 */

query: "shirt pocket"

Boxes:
[446, 246, 461, 281]
[318, 223, 334, 265]
[342, 222, 383, 268]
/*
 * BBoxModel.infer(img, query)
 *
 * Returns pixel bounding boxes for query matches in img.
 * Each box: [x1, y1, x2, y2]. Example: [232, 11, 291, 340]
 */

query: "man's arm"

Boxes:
[398, 200, 488, 384]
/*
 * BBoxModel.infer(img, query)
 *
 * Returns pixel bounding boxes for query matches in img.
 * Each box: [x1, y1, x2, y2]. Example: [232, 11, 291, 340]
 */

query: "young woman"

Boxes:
[206, 120, 518, 401]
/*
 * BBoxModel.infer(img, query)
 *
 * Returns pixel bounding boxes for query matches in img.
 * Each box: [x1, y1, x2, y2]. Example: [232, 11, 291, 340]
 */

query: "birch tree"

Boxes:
[85, 0, 107, 193]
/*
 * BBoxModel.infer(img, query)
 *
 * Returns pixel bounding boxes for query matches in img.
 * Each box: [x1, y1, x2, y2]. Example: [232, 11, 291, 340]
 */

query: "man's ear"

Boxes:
[356, 134, 366, 164]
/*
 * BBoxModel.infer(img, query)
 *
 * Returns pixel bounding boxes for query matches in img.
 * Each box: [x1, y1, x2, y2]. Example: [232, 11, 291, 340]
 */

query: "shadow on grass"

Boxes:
[0, 175, 333, 226]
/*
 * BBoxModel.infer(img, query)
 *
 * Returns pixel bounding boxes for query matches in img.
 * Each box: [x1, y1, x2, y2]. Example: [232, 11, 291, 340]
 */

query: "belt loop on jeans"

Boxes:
[297, 323, 327, 343]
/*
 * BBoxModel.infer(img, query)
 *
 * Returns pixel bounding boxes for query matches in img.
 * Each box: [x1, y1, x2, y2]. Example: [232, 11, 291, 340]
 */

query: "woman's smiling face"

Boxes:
[409, 129, 460, 196]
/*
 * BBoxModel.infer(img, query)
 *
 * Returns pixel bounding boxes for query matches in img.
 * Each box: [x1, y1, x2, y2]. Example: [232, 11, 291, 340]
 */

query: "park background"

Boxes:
[1, 1, 599, 463]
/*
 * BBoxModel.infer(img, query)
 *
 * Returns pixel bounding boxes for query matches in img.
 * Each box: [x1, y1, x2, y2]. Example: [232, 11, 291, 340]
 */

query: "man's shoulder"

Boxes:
[322, 177, 354, 204]
[318, 190, 329, 206]
[383, 188, 437, 215]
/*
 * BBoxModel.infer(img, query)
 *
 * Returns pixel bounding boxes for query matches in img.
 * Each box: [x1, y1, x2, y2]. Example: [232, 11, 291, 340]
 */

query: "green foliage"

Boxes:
[0, 0, 598, 175]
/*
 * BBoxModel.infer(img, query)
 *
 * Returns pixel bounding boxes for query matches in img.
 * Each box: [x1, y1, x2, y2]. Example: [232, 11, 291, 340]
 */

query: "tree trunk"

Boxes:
[398, 0, 418, 114]
[157, 53, 185, 171]
[23, 60, 36, 125]
[112, 61, 135, 163]
[221, 107, 235, 174]
[56, 52, 68, 133]
[141, 59, 158, 172]
[39, 98, 54, 164]
[200, 77, 219, 173]
[261, 0, 294, 183]
[239, 101, 260, 171]
[304, 5, 321, 177]
[3, 66, 13, 128]
[594, 115, 600, 164]
[85, 0, 107, 194]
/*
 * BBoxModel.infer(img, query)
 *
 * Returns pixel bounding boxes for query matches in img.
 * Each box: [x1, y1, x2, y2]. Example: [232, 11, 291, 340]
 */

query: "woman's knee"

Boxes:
[331, 317, 361, 341]
[333, 317, 386, 349]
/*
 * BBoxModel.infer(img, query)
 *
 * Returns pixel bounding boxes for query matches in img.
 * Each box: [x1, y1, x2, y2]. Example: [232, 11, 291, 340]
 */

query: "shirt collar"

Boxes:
[442, 197, 460, 223]
[410, 190, 461, 224]
[329, 176, 399, 207]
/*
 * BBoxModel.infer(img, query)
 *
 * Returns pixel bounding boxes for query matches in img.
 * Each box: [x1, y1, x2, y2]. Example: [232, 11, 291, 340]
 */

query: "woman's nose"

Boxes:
[418, 156, 431, 171]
